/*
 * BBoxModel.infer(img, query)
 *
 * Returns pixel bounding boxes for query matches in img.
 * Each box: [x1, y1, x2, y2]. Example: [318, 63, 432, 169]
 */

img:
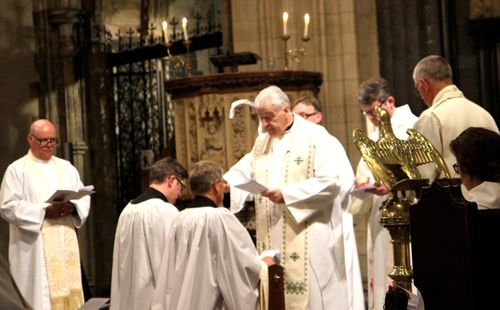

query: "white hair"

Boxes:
[254, 85, 290, 110]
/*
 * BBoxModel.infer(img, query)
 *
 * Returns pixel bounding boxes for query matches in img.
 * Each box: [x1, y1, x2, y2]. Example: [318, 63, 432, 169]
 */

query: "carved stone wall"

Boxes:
[165, 70, 322, 171]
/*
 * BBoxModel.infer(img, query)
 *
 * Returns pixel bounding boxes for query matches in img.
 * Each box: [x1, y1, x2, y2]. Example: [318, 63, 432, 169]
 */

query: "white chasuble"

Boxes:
[26, 156, 83, 310]
[254, 128, 313, 309]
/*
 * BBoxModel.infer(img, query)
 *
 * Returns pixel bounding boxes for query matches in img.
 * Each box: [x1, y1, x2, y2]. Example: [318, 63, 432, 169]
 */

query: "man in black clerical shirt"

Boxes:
[110, 157, 188, 310]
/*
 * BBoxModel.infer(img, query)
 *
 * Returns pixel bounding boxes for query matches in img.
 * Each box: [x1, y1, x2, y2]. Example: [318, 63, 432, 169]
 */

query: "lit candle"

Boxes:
[182, 17, 189, 41]
[282, 12, 288, 36]
[304, 13, 310, 38]
[161, 20, 168, 44]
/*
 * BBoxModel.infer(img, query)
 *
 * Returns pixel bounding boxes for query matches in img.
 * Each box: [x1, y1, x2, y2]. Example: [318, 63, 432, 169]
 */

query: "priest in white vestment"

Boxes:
[0, 119, 90, 310]
[152, 160, 272, 310]
[226, 85, 349, 309]
[110, 157, 188, 310]
[349, 78, 418, 310]
[412, 55, 499, 180]
[291, 96, 364, 310]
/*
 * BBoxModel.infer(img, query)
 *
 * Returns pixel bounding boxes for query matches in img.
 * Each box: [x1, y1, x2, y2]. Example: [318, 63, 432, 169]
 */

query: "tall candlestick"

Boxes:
[182, 17, 189, 41]
[282, 12, 288, 36]
[304, 13, 310, 38]
[161, 20, 168, 44]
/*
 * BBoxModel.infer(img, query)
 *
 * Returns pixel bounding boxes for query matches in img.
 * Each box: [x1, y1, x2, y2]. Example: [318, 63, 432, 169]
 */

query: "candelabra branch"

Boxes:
[281, 35, 310, 70]
[164, 39, 192, 76]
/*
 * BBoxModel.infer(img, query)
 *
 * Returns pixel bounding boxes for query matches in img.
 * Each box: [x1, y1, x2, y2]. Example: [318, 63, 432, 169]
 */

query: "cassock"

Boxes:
[413, 85, 499, 179]
[0, 150, 90, 310]
[110, 187, 179, 310]
[151, 200, 267, 310]
[349, 104, 417, 310]
[226, 115, 349, 309]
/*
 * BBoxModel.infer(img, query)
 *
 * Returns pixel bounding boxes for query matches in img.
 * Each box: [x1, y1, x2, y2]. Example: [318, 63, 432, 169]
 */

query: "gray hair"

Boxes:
[149, 157, 188, 184]
[254, 85, 291, 110]
[358, 77, 393, 105]
[189, 160, 224, 195]
[413, 55, 453, 82]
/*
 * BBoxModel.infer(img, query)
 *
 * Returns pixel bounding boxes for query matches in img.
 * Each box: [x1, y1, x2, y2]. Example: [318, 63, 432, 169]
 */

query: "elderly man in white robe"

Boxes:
[0, 119, 90, 310]
[350, 77, 418, 310]
[152, 160, 273, 310]
[412, 55, 499, 180]
[110, 157, 187, 310]
[292, 96, 364, 310]
[225, 85, 349, 309]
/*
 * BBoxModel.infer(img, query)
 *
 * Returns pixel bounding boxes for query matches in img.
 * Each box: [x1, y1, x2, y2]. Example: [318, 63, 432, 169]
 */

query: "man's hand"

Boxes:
[261, 256, 275, 266]
[261, 189, 285, 204]
[45, 202, 75, 219]
[354, 176, 371, 189]
[365, 183, 390, 196]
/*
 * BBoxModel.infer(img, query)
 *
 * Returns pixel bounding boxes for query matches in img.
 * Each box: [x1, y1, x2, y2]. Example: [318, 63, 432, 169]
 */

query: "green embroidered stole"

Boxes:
[254, 128, 313, 309]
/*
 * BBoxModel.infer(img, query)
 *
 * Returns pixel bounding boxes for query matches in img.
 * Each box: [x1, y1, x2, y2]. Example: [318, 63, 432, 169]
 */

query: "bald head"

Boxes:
[28, 119, 58, 160]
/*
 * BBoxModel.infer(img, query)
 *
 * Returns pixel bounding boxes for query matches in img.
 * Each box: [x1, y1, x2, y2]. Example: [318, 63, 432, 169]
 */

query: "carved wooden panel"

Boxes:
[166, 71, 322, 171]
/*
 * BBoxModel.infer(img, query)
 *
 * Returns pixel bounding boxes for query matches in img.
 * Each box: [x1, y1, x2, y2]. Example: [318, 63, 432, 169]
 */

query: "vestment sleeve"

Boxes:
[0, 163, 46, 234]
[224, 153, 255, 214]
[282, 129, 343, 224]
[68, 165, 90, 228]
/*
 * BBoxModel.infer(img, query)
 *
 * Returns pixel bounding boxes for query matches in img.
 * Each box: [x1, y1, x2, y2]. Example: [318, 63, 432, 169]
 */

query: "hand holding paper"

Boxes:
[45, 185, 95, 204]
[225, 177, 267, 194]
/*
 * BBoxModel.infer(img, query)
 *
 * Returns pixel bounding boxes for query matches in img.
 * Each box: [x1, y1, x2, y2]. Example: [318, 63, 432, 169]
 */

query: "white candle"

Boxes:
[304, 13, 310, 38]
[161, 20, 168, 44]
[282, 12, 288, 36]
[182, 17, 189, 41]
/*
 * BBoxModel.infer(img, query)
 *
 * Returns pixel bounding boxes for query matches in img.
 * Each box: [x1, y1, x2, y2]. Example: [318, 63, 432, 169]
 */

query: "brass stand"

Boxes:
[379, 179, 428, 291]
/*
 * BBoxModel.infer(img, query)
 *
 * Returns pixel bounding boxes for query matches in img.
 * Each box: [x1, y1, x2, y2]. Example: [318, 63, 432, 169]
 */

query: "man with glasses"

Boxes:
[226, 85, 353, 309]
[0, 119, 91, 310]
[153, 160, 275, 310]
[351, 77, 418, 310]
[291, 96, 324, 124]
[412, 55, 498, 180]
[111, 157, 187, 310]
[292, 96, 364, 310]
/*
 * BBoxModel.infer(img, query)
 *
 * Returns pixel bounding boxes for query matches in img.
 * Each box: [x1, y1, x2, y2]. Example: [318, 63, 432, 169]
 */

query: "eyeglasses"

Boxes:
[298, 111, 318, 119]
[175, 176, 186, 191]
[362, 100, 387, 117]
[452, 163, 461, 174]
[30, 134, 59, 146]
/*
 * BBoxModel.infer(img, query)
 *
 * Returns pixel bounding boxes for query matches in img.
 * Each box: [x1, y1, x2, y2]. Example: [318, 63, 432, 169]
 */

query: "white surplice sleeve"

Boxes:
[0, 161, 46, 234]
[66, 163, 91, 228]
[224, 153, 255, 214]
[282, 126, 343, 224]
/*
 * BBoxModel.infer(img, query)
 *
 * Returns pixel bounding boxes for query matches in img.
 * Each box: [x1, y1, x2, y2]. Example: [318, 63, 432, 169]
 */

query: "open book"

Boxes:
[45, 185, 95, 204]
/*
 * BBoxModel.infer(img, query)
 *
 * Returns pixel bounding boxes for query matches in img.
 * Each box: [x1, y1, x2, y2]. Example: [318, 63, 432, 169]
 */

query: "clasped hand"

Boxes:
[45, 202, 75, 219]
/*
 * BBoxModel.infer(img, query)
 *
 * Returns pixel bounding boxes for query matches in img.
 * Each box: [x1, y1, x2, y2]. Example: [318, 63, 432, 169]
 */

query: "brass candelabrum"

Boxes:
[281, 35, 310, 70]
[165, 39, 192, 77]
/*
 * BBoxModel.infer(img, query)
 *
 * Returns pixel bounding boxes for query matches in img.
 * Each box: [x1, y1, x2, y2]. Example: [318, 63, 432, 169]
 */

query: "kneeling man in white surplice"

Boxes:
[151, 160, 273, 310]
